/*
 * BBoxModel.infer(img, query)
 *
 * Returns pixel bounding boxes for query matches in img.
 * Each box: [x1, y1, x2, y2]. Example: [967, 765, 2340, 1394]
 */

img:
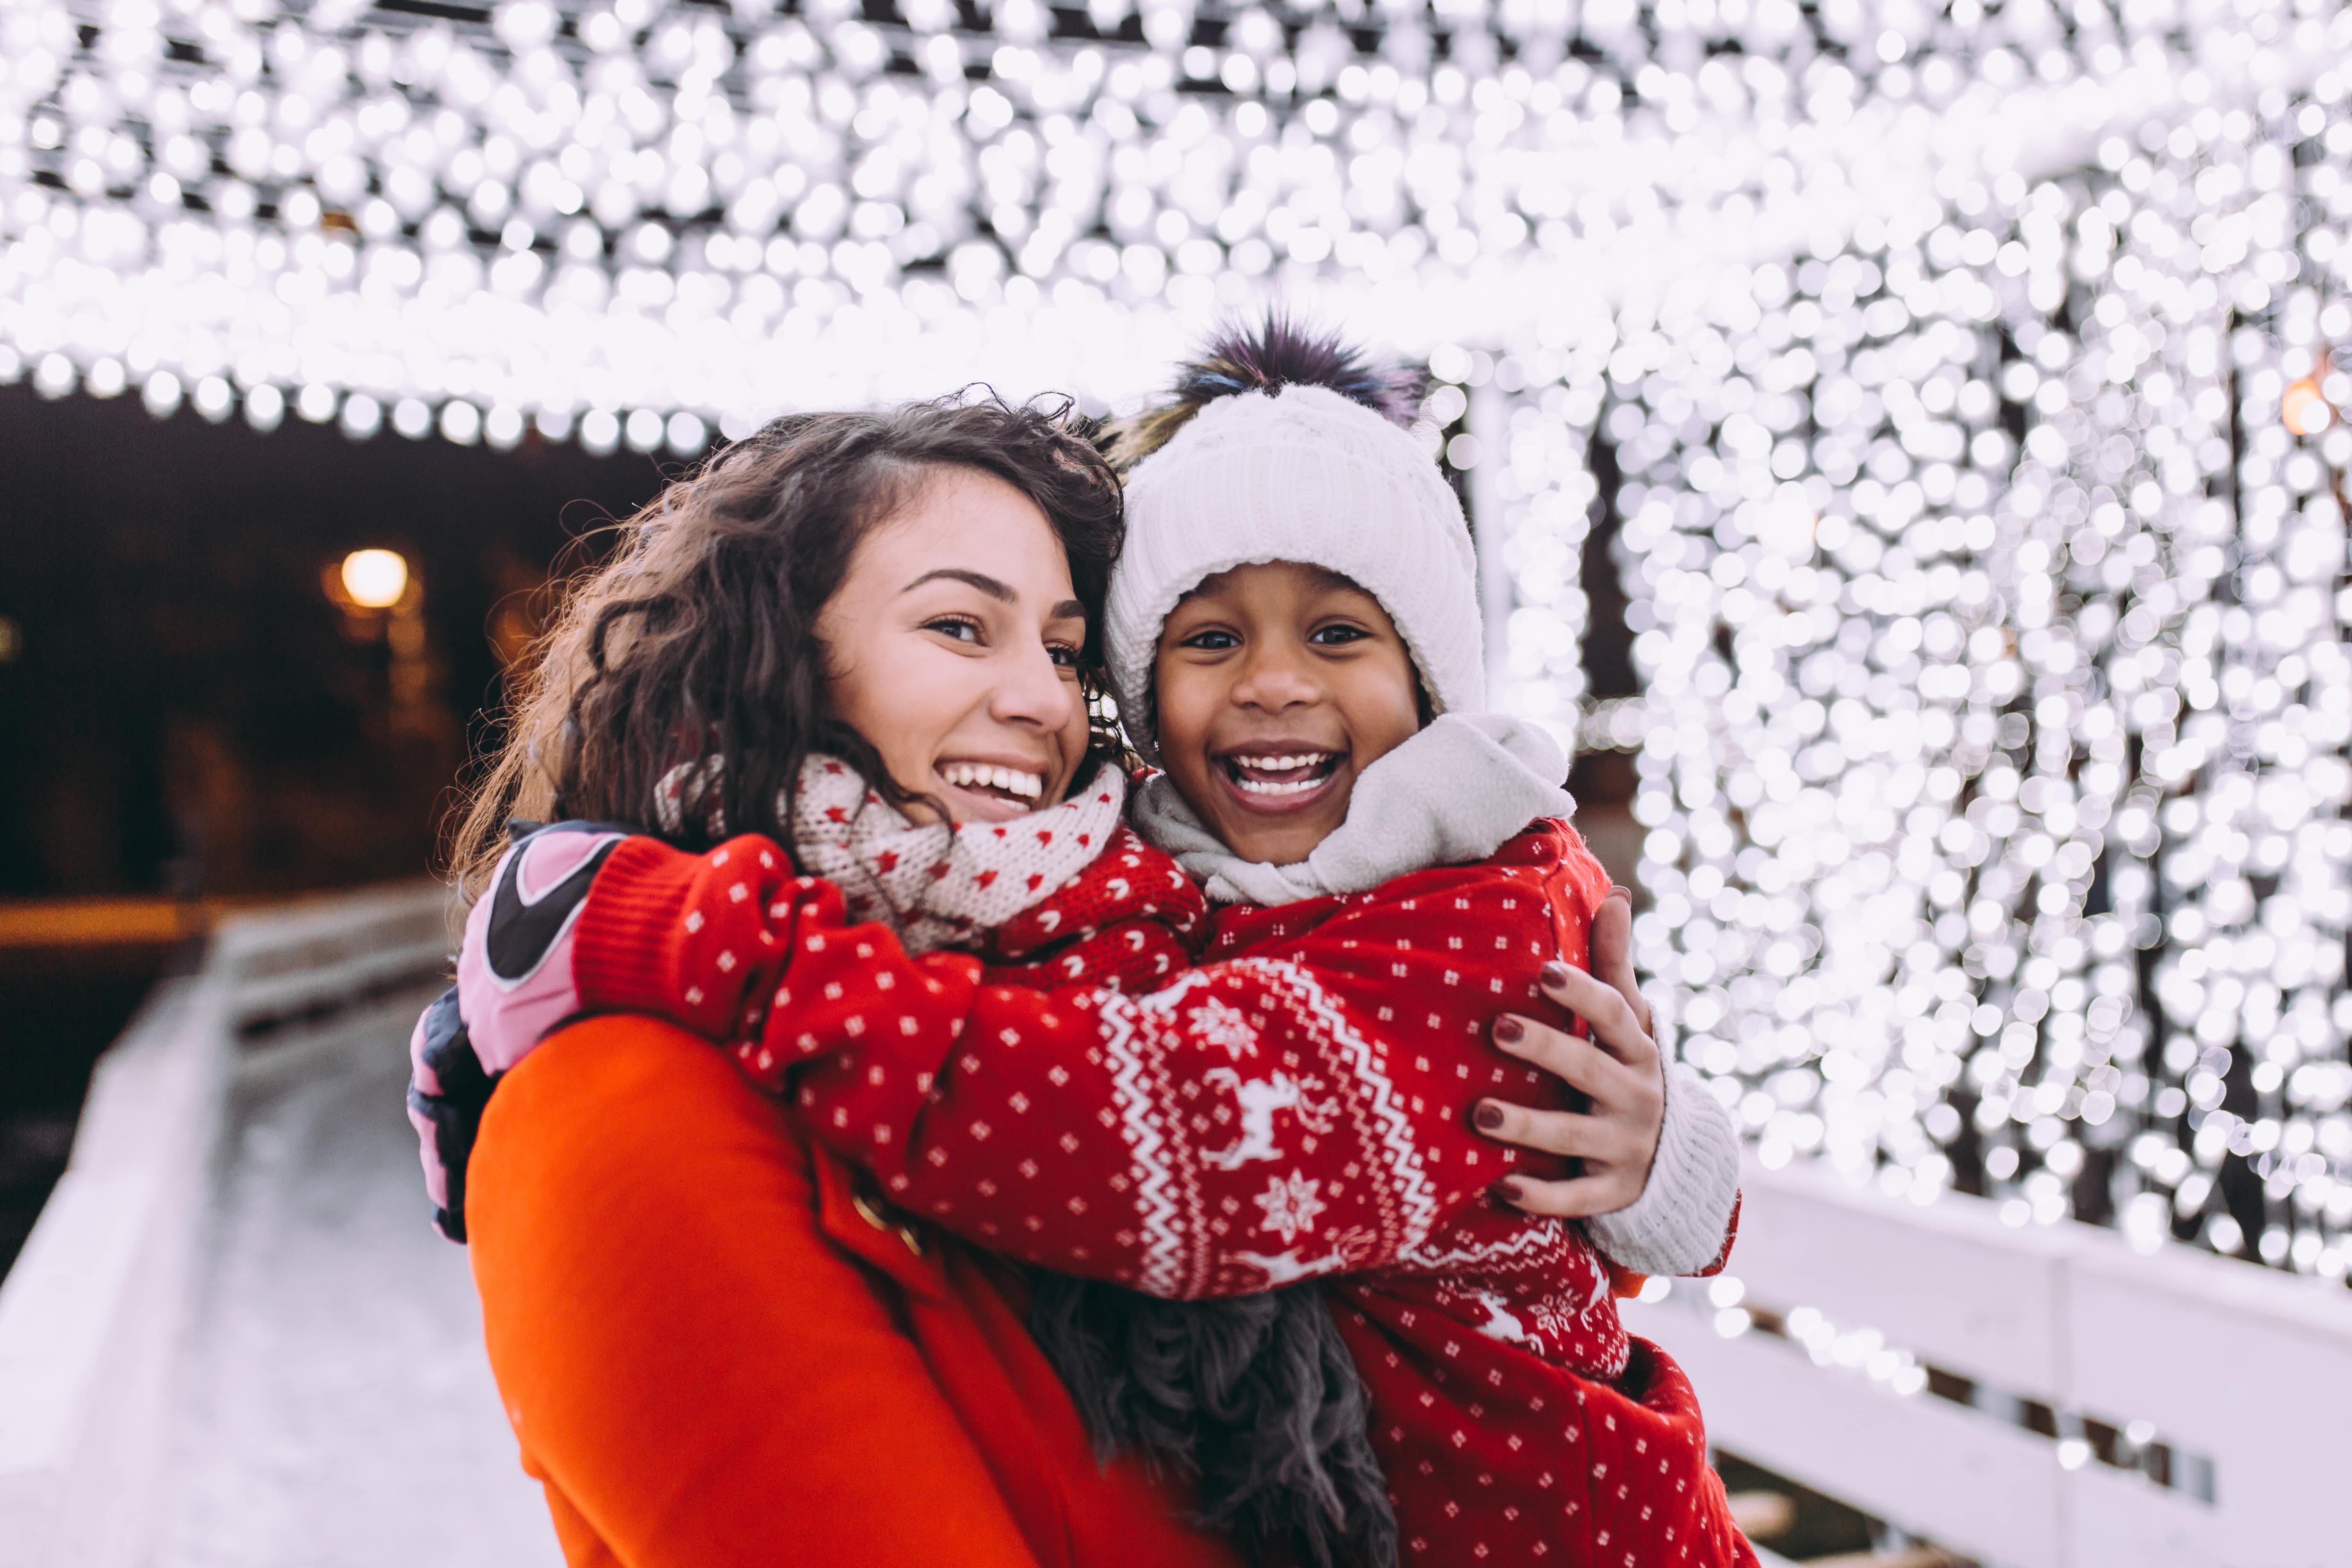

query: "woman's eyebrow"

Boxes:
[901, 567, 1012, 601]
[902, 570, 1085, 625]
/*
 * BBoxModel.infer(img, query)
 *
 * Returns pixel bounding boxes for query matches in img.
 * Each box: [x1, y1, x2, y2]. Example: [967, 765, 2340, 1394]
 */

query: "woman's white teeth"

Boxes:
[941, 761, 1041, 799]
[1234, 754, 1331, 772]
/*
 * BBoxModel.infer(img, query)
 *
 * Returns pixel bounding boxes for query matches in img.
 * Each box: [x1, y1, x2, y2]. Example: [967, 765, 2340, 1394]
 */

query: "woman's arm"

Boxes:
[466, 1013, 1047, 1568]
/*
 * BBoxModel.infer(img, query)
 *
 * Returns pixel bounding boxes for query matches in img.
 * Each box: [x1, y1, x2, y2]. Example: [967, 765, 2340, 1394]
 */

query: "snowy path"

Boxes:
[155, 981, 562, 1568]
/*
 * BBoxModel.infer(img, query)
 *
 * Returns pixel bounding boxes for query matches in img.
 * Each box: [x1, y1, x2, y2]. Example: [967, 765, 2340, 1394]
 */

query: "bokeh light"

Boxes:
[339, 546, 409, 608]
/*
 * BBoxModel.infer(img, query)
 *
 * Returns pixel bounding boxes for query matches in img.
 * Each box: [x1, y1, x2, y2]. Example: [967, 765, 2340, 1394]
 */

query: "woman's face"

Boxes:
[1152, 560, 1422, 866]
[817, 467, 1092, 823]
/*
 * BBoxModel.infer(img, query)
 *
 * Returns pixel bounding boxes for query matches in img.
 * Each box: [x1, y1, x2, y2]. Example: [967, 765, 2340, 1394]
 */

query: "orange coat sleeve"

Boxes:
[466, 1013, 1045, 1568]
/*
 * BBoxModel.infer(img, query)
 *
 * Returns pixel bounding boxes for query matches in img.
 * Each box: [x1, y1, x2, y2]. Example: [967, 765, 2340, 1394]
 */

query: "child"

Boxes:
[433, 326, 1752, 1566]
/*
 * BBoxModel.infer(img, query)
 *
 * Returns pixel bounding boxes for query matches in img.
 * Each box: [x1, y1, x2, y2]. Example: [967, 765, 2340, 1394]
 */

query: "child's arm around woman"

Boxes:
[543, 813, 1729, 1304]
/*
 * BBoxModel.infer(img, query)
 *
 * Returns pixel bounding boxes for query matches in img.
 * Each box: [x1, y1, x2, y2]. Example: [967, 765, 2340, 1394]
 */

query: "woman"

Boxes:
[423, 387, 1681, 1568]
[429, 396, 1242, 1568]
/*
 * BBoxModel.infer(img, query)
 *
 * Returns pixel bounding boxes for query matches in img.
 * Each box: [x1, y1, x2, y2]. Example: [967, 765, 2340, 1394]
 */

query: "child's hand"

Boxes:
[1471, 888, 1667, 1218]
[455, 822, 627, 1073]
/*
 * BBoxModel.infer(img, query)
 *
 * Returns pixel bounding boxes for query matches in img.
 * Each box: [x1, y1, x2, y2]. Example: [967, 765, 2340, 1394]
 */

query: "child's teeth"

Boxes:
[1237, 776, 1322, 795]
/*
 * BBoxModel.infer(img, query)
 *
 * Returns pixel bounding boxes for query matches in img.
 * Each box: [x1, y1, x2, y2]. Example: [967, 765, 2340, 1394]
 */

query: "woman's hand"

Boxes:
[1471, 887, 1666, 1218]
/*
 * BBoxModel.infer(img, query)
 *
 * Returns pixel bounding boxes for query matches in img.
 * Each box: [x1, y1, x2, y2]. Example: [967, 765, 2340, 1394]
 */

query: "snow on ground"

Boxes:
[156, 981, 562, 1568]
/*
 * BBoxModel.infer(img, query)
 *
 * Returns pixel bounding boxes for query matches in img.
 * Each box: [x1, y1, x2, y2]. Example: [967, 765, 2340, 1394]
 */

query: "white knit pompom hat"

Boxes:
[1104, 383, 1483, 762]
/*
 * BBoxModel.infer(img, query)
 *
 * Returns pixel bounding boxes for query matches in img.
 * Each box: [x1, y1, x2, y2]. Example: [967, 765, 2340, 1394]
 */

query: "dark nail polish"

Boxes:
[1474, 1103, 1505, 1132]
[1541, 961, 1572, 988]
[1490, 1179, 1525, 1206]
[1493, 1016, 1524, 1044]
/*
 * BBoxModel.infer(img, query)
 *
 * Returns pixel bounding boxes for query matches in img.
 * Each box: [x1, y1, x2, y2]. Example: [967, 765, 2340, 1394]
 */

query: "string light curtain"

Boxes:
[1484, 64, 2352, 1280]
[0, 0, 2328, 445]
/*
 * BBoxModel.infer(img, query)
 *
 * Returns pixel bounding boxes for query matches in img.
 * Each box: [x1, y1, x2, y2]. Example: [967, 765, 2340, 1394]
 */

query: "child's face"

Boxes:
[818, 467, 1092, 823]
[1152, 561, 1422, 866]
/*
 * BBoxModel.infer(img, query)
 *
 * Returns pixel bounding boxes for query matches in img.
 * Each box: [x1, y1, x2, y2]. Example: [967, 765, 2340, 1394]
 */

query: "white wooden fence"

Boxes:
[0, 884, 451, 1568]
[1631, 1154, 2352, 1568]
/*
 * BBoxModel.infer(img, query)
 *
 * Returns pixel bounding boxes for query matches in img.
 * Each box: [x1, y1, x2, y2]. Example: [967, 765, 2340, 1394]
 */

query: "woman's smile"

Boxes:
[935, 757, 1050, 821]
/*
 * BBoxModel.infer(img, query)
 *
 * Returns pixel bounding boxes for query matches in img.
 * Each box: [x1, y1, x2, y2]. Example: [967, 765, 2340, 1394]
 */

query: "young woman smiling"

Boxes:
[416, 397, 1247, 1568]
[810, 466, 1092, 824]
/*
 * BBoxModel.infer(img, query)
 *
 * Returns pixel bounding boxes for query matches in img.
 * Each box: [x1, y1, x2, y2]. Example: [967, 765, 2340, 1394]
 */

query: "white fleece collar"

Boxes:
[1128, 713, 1576, 907]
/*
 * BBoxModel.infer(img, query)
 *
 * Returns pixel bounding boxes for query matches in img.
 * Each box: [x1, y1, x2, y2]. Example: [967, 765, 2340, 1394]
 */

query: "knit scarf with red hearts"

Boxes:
[772, 754, 1128, 955]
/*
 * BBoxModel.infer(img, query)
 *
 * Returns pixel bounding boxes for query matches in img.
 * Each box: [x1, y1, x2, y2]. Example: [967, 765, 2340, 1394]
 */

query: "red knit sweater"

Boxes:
[566, 821, 1753, 1568]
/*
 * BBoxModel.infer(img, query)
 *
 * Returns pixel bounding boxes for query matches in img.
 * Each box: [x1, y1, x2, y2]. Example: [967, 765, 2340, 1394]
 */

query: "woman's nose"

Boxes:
[991, 640, 1082, 729]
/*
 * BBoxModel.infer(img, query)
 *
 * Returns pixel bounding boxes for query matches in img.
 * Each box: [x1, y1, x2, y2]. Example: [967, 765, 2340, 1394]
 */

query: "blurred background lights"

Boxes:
[5, 0, 2352, 1282]
[1, 0, 2346, 448]
[2282, 373, 2335, 436]
[1499, 52, 2352, 1284]
[339, 547, 409, 609]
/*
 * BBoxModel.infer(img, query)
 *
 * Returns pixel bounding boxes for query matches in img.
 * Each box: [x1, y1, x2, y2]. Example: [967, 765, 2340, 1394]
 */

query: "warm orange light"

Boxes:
[340, 548, 410, 609]
[2283, 377, 2335, 437]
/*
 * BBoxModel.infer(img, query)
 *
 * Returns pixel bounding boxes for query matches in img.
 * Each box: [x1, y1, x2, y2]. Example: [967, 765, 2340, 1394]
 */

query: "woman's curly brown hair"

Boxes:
[449, 392, 1124, 900]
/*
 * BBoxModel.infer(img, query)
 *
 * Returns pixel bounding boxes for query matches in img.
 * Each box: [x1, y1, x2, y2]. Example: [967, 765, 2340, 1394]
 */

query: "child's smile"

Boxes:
[1216, 744, 1346, 806]
[1154, 561, 1423, 866]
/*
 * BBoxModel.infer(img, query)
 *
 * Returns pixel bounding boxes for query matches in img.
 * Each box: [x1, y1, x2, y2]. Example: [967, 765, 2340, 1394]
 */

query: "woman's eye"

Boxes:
[1180, 628, 1241, 650]
[924, 615, 982, 644]
[1309, 624, 1371, 646]
[1048, 643, 1082, 669]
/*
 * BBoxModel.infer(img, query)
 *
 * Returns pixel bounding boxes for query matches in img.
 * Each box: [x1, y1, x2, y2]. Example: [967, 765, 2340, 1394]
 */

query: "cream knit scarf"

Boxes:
[656, 754, 1127, 954]
[1127, 712, 1575, 907]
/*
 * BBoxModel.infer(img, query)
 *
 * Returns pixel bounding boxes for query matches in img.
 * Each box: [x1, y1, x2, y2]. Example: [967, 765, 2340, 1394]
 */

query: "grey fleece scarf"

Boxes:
[1128, 713, 1577, 905]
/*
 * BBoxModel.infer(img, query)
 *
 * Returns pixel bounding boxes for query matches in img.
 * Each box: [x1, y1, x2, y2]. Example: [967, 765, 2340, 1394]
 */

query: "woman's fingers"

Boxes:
[1490, 1014, 1615, 1096]
[1473, 1097, 1651, 1167]
[1472, 1098, 1601, 1159]
[1533, 961, 1657, 1067]
[1588, 886, 1652, 1040]
[1491, 1169, 1646, 1220]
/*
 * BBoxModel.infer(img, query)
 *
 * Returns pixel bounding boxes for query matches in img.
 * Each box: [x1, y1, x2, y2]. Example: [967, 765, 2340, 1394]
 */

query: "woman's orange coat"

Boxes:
[468, 1012, 1245, 1568]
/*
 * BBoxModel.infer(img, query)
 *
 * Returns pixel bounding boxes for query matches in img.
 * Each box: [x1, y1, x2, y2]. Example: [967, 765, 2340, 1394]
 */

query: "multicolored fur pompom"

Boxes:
[1100, 312, 1426, 473]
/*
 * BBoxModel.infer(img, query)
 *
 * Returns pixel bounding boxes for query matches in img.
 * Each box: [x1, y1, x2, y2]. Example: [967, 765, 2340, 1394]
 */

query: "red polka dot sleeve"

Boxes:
[562, 825, 1209, 1043]
[572, 828, 1619, 1301]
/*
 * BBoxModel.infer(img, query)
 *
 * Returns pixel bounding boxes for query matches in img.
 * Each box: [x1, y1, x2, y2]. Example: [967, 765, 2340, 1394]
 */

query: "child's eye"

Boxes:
[1180, 628, 1241, 651]
[1309, 624, 1372, 646]
[924, 615, 983, 644]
